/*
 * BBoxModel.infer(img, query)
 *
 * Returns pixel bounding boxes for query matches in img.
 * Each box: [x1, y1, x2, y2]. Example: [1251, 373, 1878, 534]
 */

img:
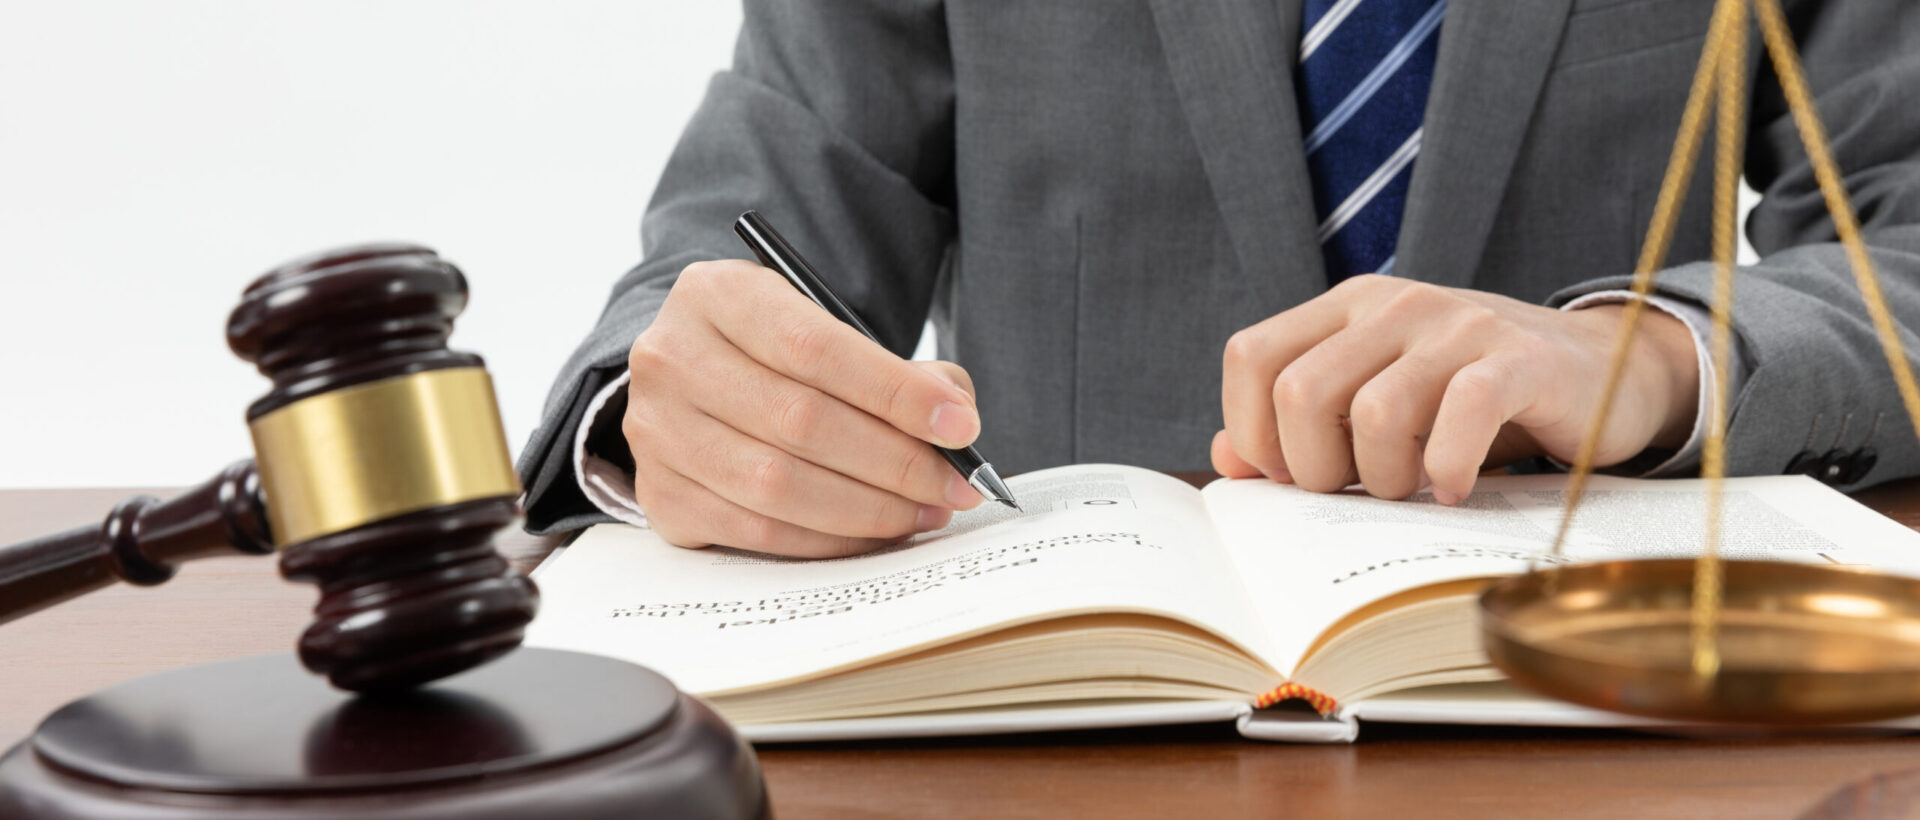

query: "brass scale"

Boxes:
[1480, 0, 1920, 725]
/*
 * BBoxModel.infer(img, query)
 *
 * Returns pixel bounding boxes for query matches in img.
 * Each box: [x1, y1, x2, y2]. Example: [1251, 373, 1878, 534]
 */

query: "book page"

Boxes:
[525, 465, 1275, 694]
[1204, 473, 1920, 674]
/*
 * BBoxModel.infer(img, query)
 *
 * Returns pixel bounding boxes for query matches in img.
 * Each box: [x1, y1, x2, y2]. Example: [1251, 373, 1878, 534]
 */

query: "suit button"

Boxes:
[1818, 450, 1851, 485]
[1786, 450, 1823, 475]
[1841, 448, 1878, 485]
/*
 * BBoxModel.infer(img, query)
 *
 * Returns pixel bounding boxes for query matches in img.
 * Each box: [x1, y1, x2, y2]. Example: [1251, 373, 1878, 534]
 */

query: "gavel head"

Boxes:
[226, 243, 538, 692]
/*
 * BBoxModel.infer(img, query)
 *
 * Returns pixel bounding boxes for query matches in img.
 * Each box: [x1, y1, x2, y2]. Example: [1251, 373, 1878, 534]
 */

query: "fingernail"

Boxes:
[929, 401, 978, 448]
[945, 473, 983, 509]
[915, 505, 951, 532]
[1433, 489, 1461, 506]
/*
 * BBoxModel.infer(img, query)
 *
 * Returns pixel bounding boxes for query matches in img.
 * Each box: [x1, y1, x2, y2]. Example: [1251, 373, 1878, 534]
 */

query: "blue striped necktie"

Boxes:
[1296, 0, 1446, 283]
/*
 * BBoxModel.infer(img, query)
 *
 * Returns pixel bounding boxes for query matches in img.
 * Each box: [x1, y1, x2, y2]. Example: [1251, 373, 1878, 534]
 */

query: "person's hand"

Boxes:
[1212, 275, 1700, 504]
[624, 259, 985, 557]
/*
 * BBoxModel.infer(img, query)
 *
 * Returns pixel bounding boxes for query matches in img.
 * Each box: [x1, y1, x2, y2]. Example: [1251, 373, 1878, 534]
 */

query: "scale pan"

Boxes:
[1481, 559, 1920, 725]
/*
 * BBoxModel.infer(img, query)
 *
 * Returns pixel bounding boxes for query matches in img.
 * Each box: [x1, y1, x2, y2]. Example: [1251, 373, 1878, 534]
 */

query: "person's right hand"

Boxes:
[623, 259, 986, 558]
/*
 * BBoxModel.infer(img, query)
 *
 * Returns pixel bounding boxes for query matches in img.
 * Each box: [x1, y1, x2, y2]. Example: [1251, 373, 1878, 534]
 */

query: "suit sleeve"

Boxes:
[516, 0, 958, 533]
[1551, 0, 1920, 490]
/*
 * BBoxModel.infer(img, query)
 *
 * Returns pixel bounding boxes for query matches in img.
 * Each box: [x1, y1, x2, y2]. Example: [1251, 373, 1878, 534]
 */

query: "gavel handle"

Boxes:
[0, 460, 274, 626]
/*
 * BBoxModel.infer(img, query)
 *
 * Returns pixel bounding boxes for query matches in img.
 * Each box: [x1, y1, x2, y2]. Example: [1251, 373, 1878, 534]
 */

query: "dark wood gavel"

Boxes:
[0, 243, 537, 691]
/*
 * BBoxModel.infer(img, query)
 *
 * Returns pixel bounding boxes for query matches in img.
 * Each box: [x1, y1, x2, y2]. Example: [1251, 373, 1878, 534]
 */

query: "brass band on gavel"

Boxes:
[249, 366, 521, 547]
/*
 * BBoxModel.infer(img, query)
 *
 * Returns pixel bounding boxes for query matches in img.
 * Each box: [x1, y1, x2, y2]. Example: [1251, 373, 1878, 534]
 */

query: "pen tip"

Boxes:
[968, 464, 1019, 510]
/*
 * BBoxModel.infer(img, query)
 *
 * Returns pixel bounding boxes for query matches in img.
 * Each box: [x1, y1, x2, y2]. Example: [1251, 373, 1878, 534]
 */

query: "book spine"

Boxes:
[1253, 683, 1338, 716]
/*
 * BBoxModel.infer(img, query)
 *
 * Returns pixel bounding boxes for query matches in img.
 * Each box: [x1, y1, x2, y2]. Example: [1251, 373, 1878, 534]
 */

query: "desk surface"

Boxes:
[6, 478, 1920, 819]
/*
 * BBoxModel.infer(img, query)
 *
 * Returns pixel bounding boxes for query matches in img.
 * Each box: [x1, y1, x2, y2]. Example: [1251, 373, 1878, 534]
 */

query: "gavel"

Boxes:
[0, 243, 538, 691]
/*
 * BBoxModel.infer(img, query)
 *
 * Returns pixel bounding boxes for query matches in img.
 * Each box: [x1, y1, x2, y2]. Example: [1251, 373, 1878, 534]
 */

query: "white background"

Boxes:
[0, 1, 742, 487]
[0, 2, 1757, 488]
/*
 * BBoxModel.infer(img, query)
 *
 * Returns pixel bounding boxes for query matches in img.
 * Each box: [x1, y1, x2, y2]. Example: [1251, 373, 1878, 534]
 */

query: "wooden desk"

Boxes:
[5, 480, 1920, 819]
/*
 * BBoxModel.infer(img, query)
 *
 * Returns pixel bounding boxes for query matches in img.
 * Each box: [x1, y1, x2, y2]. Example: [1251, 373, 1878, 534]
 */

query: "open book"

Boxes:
[525, 465, 1920, 743]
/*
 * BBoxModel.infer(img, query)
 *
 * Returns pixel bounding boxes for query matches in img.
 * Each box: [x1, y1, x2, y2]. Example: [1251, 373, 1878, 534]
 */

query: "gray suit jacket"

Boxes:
[519, 0, 1920, 534]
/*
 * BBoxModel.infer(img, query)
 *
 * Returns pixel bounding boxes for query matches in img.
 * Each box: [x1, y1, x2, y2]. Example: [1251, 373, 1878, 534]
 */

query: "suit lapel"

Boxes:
[1396, 0, 1576, 288]
[1149, 0, 1324, 307]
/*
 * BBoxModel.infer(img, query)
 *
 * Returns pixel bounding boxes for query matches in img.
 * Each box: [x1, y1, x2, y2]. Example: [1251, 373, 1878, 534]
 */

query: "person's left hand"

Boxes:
[1212, 274, 1701, 504]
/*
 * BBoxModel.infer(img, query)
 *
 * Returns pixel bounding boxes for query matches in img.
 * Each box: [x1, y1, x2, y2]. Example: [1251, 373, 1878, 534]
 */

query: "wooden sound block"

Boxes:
[0, 648, 768, 819]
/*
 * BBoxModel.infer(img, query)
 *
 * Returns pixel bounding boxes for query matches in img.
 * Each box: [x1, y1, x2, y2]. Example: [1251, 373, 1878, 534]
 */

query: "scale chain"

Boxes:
[1548, 0, 1920, 684]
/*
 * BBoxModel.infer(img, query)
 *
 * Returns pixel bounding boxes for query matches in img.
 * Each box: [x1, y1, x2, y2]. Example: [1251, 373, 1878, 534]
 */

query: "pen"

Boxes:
[733, 210, 1020, 511]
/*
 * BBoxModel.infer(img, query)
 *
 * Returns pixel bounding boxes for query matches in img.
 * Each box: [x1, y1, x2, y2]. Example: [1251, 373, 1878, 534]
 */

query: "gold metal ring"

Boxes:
[248, 367, 520, 546]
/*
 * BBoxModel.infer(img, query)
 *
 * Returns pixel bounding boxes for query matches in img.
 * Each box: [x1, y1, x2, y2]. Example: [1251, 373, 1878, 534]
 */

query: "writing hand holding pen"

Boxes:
[619, 218, 1005, 558]
[735, 212, 1017, 512]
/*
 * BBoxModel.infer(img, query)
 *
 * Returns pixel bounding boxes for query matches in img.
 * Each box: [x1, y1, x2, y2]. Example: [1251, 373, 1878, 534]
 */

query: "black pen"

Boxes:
[733, 210, 1019, 511]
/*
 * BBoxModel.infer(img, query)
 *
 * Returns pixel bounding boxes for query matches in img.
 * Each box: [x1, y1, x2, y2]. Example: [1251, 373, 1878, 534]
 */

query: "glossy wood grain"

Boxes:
[228, 244, 536, 691]
[5, 477, 1920, 819]
[0, 488, 564, 746]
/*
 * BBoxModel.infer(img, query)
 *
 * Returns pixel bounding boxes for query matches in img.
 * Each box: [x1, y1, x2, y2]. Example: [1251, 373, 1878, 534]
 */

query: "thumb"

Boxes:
[910, 360, 976, 403]
[1210, 430, 1267, 479]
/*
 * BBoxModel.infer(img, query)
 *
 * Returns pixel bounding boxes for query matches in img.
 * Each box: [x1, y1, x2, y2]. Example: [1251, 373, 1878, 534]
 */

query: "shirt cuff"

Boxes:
[572, 370, 651, 527]
[1559, 290, 1747, 477]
